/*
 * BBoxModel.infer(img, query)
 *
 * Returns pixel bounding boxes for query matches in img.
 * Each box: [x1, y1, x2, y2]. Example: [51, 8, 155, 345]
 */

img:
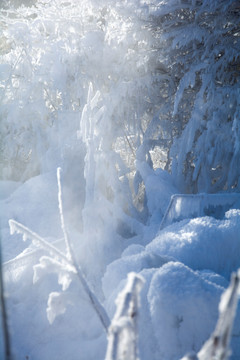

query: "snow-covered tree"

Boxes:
[146, 0, 240, 193]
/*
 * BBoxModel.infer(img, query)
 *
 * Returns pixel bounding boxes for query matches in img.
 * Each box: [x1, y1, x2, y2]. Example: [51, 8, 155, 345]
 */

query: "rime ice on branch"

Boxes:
[105, 272, 145, 360]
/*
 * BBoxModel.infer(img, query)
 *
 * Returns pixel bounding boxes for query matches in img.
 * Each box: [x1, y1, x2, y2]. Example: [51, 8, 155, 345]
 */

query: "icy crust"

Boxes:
[160, 193, 240, 230]
[103, 209, 240, 359]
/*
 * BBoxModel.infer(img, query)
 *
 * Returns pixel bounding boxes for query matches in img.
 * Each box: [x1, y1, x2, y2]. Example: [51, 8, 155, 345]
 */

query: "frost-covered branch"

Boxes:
[181, 269, 240, 360]
[57, 167, 71, 259]
[8, 219, 73, 270]
[105, 272, 145, 360]
[57, 166, 110, 331]
[0, 243, 12, 360]
[8, 219, 110, 332]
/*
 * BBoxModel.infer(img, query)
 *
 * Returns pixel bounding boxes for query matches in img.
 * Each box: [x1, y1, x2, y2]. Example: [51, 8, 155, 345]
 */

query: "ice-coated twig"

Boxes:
[67, 247, 110, 332]
[181, 268, 240, 360]
[105, 272, 145, 360]
[56, 167, 110, 331]
[198, 269, 240, 360]
[0, 240, 12, 360]
[8, 219, 74, 271]
[9, 218, 110, 332]
[57, 167, 71, 259]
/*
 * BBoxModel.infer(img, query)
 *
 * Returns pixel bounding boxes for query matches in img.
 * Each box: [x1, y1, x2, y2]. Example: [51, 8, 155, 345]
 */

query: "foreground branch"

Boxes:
[105, 272, 145, 360]
[9, 219, 110, 332]
[182, 269, 240, 360]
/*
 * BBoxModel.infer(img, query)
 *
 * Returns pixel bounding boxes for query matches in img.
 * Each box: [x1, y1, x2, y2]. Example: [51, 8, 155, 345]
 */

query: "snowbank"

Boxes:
[103, 210, 240, 359]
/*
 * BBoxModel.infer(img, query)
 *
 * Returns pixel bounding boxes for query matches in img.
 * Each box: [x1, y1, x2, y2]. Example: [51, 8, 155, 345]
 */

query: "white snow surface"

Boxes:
[2, 173, 240, 359]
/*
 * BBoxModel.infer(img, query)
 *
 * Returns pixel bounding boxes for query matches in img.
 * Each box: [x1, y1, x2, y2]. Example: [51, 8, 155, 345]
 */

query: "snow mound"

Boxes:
[148, 262, 223, 359]
[148, 209, 240, 279]
[103, 208, 240, 359]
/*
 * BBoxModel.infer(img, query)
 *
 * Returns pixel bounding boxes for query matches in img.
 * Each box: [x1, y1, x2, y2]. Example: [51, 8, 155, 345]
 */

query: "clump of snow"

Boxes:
[47, 291, 72, 325]
[147, 210, 240, 279]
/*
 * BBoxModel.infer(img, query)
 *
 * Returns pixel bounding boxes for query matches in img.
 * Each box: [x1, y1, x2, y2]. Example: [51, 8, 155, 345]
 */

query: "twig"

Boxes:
[56, 167, 110, 331]
[57, 167, 71, 259]
[8, 220, 74, 271]
[0, 237, 12, 360]
[9, 218, 110, 332]
[105, 272, 145, 360]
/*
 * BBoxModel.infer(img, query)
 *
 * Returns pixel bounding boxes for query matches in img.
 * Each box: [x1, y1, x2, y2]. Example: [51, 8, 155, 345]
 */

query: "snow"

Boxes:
[4, 165, 240, 360]
[103, 212, 240, 359]
[2, 169, 240, 360]
[0, 0, 240, 359]
[196, 270, 240, 360]
[148, 211, 240, 279]
[147, 262, 223, 359]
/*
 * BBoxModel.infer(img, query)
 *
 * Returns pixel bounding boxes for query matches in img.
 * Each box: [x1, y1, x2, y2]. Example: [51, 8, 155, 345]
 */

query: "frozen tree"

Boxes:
[1, 0, 239, 195]
[78, 82, 146, 292]
[146, 0, 240, 193]
[0, 0, 158, 182]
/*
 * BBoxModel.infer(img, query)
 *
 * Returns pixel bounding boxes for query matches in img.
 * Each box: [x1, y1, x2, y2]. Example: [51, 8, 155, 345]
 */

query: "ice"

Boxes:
[46, 291, 70, 325]
[160, 193, 240, 230]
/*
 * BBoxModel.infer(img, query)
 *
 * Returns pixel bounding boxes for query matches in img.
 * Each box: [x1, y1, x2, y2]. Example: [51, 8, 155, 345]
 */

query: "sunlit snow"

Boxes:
[0, 0, 240, 359]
